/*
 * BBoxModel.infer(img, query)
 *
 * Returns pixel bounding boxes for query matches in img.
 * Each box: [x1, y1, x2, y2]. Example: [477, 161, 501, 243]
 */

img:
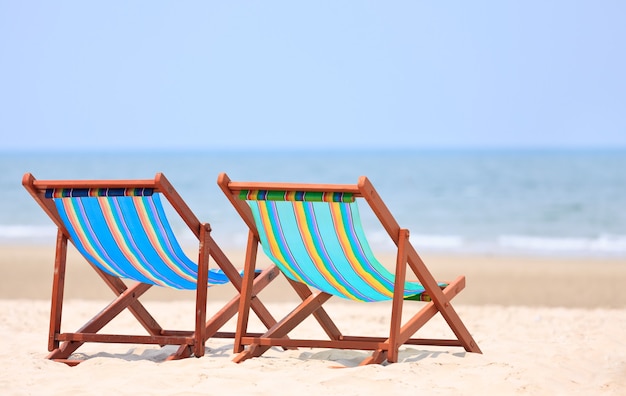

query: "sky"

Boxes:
[1, 1, 625, 151]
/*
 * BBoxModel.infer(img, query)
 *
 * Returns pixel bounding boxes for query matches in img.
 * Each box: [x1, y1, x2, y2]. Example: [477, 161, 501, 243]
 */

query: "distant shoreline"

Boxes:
[4, 239, 626, 255]
[3, 146, 626, 155]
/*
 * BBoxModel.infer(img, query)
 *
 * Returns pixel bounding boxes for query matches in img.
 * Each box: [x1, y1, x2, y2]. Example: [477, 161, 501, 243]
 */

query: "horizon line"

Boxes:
[3, 145, 626, 154]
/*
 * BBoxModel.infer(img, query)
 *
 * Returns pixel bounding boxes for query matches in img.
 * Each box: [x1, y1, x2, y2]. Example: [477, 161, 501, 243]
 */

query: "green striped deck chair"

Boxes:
[218, 173, 481, 365]
[23, 172, 279, 365]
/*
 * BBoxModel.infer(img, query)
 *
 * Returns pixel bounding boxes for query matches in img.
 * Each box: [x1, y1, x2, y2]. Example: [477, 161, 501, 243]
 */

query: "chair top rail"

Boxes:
[24, 174, 160, 191]
[225, 180, 363, 196]
[23, 172, 203, 239]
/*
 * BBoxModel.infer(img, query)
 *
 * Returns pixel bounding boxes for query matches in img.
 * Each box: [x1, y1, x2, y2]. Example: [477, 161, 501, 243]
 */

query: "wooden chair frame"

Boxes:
[23, 172, 279, 365]
[218, 172, 481, 365]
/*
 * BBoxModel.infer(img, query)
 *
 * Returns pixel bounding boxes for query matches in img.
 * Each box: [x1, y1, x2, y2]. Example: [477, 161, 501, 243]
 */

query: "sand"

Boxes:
[1, 244, 625, 395]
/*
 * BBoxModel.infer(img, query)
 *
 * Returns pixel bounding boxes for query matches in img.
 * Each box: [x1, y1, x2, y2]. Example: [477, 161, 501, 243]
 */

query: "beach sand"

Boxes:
[1, 245, 625, 395]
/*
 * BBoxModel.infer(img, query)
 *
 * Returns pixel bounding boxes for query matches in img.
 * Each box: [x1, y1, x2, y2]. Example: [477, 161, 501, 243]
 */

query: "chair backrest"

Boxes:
[240, 189, 427, 301]
[48, 187, 204, 289]
[23, 173, 231, 290]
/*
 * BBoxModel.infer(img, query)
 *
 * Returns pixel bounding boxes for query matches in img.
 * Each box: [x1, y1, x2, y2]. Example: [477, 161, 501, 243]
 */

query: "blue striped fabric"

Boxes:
[246, 199, 434, 302]
[51, 192, 230, 289]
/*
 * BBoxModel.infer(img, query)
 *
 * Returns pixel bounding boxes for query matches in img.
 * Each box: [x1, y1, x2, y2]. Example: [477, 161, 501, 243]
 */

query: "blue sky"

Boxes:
[1, 1, 625, 151]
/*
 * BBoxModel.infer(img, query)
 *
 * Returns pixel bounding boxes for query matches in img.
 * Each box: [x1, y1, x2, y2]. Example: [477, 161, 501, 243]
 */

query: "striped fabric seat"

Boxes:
[243, 190, 437, 302]
[48, 188, 229, 289]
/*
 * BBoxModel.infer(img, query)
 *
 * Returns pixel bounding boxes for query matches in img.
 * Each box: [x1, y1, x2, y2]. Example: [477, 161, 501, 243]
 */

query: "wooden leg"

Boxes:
[388, 229, 409, 363]
[407, 246, 482, 354]
[49, 230, 67, 351]
[193, 223, 211, 357]
[234, 231, 258, 353]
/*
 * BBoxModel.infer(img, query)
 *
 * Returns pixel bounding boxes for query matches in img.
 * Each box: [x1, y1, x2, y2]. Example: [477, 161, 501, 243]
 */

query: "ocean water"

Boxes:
[2, 149, 625, 257]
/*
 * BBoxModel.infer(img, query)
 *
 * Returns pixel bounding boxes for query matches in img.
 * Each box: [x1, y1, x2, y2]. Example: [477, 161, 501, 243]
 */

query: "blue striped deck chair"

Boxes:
[22, 172, 279, 365]
[218, 172, 481, 365]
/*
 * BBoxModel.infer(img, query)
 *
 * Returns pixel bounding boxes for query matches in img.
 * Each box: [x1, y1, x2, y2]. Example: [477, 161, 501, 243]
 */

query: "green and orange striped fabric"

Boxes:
[242, 190, 435, 302]
[240, 189, 354, 203]
[46, 188, 230, 289]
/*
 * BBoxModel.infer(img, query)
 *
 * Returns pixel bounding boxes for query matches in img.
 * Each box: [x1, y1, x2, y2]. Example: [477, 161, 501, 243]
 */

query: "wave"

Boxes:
[0, 225, 57, 241]
[496, 234, 626, 255]
[366, 231, 626, 257]
[2, 225, 626, 257]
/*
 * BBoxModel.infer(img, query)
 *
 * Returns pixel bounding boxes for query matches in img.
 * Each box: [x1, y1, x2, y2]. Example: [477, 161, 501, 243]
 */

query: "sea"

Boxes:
[2, 149, 625, 258]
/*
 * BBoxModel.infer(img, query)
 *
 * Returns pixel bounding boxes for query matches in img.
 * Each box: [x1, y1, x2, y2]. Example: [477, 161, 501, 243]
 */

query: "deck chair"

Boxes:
[218, 172, 481, 365]
[22, 172, 279, 365]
